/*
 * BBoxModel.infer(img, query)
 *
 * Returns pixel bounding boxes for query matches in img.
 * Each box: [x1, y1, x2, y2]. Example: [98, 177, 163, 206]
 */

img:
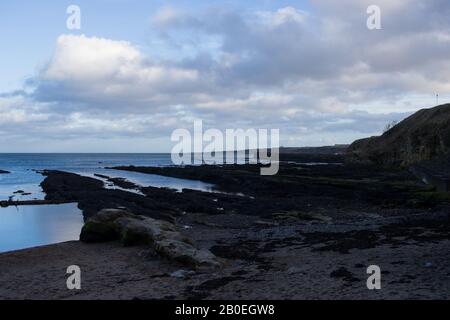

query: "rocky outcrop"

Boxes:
[40, 170, 178, 221]
[80, 209, 220, 269]
[348, 104, 450, 167]
[0, 170, 10, 174]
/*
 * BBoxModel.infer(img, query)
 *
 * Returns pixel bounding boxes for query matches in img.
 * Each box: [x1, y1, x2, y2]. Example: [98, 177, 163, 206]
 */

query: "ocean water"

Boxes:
[0, 153, 214, 201]
[0, 154, 214, 253]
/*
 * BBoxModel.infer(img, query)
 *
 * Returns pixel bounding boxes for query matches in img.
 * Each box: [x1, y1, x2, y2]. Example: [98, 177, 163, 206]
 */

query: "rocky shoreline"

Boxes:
[0, 153, 449, 299]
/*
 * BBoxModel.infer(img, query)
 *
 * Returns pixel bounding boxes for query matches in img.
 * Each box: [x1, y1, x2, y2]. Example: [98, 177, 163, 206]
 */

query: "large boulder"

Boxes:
[348, 104, 450, 167]
[79, 209, 136, 243]
[114, 215, 192, 246]
[80, 209, 220, 269]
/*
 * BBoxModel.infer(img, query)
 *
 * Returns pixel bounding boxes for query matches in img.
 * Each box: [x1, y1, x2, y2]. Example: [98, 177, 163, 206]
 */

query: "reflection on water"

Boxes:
[0, 181, 46, 201]
[85, 169, 215, 193]
[0, 203, 83, 253]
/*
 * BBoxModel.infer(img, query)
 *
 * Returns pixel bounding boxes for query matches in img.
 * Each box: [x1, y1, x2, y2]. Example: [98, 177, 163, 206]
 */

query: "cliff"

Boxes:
[348, 104, 450, 167]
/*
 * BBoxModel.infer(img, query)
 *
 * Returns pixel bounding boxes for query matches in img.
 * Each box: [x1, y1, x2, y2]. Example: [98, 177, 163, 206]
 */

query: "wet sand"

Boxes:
[0, 223, 449, 300]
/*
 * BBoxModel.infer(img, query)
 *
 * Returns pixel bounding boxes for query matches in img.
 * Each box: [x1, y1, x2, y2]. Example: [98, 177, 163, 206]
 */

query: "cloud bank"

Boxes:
[2, 0, 450, 151]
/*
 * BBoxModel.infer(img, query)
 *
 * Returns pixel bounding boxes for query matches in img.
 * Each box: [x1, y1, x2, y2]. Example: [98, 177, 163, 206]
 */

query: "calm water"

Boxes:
[0, 154, 214, 253]
[0, 203, 83, 253]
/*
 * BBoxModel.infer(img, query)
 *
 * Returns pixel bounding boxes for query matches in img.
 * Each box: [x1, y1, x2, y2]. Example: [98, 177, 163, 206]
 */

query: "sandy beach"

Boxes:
[1, 227, 449, 300]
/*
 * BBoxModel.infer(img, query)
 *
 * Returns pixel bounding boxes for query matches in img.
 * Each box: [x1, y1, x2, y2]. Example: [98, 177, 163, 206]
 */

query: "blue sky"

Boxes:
[0, 0, 310, 91]
[1, 0, 449, 152]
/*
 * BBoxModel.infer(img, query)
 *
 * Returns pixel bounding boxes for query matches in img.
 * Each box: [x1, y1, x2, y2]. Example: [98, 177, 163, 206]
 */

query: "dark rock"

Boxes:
[0, 170, 10, 174]
[109, 161, 436, 214]
[330, 267, 360, 282]
[40, 170, 177, 221]
[94, 174, 141, 190]
[80, 208, 134, 243]
[184, 276, 245, 300]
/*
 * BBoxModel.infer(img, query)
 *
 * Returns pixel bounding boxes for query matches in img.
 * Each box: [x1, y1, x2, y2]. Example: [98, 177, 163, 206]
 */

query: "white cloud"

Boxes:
[257, 6, 307, 27]
[43, 35, 141, 81]
[0, 96, 49, 125]
[35, 34, 201, 110]
[152, 6, 184, 26]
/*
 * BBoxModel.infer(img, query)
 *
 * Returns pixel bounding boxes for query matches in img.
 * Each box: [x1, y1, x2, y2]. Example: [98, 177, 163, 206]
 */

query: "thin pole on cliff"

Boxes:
[436, 93, 439, 105]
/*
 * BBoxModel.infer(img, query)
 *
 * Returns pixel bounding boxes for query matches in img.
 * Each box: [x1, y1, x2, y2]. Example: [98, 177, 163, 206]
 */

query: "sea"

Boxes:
[0, 154, 214, 253]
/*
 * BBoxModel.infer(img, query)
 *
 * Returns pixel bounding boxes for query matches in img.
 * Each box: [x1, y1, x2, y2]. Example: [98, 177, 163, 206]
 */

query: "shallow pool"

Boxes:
[0, 203, 83, 253]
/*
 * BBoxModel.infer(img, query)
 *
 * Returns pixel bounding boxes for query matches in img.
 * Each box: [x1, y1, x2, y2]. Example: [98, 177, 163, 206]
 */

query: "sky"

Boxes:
[1, 0, 450, 152]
